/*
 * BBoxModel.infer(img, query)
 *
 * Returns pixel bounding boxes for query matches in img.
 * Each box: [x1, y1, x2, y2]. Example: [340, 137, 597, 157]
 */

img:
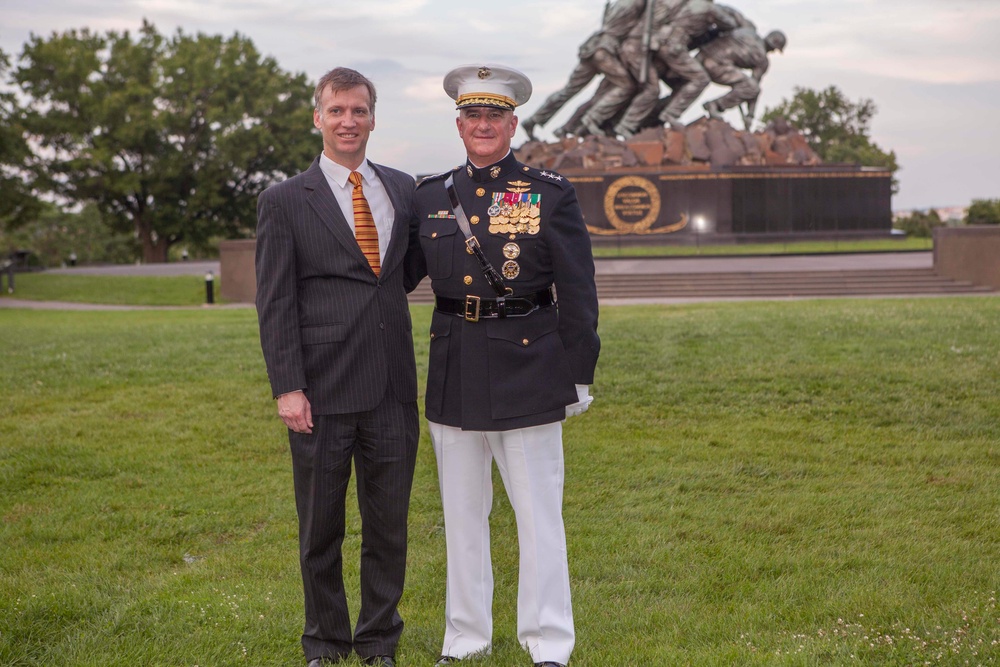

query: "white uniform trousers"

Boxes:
[429, 421, 575, 665]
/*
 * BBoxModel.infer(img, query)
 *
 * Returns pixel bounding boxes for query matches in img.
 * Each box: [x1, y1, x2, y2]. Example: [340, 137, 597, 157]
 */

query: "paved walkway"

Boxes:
[38, 253, 935, 279]
[45, 260, 222, 277]
[0, 252, 950, 311]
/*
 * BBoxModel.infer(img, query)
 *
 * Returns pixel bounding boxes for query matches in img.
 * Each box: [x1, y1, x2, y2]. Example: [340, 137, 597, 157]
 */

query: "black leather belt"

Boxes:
[435, 288, 555, 322]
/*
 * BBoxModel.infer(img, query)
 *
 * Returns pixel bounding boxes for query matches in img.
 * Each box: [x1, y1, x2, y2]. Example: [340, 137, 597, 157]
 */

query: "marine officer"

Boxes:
[409, 64, 601, 667]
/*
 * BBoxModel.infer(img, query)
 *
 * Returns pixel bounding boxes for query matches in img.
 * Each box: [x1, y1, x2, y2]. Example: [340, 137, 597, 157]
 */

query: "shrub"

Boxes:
[894, 209, 943, 238]
[965, 198, 1000, 225]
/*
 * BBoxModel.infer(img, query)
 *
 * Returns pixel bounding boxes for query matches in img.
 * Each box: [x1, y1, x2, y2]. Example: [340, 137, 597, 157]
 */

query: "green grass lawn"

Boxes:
[2, 273, 218, 306]
[1, 298, 998, 666]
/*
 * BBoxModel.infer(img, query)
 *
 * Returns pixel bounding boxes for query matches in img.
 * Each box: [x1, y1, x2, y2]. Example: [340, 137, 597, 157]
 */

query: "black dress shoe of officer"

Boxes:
[534, 662, 566, 667]
[361, 657, 395, 667]
[436, 657, 461, 665]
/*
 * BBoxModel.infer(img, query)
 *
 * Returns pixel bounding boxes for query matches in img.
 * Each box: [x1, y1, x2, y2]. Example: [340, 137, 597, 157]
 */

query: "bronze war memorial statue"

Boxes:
[516, 0, 892, 244]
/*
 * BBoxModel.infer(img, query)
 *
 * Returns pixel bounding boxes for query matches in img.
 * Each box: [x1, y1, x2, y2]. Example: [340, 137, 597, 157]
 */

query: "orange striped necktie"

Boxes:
[348, 171, 381, 276]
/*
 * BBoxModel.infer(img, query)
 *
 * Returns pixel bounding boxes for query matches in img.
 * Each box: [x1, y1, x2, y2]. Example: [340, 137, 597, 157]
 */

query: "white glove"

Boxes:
[565, 384, 593, 419]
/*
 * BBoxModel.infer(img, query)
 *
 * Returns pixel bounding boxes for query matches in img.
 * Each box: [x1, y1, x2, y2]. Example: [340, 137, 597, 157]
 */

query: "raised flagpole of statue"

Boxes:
[523, 0, 787, 139]
[515, 1, 894, 242]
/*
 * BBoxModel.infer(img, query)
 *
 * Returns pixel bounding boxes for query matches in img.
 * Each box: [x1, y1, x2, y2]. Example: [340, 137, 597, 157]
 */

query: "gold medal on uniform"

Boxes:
[502, 260, 520, 279]
[489, 191, 541, 236]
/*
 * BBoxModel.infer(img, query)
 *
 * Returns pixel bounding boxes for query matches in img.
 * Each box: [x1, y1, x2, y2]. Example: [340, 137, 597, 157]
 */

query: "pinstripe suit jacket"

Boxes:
[255, 156, 419, 415]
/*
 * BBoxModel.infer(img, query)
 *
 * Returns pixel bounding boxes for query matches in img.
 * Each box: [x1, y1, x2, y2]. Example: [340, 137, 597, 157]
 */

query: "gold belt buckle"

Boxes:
[464, 295, 481, 322]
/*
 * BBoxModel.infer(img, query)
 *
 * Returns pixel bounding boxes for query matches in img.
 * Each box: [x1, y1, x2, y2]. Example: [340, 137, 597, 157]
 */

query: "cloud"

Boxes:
[783, 1, 1000, 85]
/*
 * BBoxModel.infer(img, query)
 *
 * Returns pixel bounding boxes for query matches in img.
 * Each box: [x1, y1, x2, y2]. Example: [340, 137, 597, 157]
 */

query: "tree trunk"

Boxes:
[137, 219, 170, 263]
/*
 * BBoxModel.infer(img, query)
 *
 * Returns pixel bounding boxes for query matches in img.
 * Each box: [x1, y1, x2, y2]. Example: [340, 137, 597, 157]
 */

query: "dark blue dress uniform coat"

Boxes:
[410, 152, 600, 432]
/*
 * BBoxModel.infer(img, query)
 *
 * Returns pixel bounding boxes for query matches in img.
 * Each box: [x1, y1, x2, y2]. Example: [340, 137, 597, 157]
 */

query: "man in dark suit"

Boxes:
[410, 64, 600, 667]
[255, 67, 419, 667]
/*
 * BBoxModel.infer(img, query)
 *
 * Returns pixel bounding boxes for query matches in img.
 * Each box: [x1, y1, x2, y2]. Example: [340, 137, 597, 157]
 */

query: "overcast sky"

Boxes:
[3, 0, 998, 211]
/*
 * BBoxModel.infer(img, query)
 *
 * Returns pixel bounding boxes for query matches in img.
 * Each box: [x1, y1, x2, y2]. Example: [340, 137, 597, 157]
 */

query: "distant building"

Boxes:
[893, 206, 968, 224]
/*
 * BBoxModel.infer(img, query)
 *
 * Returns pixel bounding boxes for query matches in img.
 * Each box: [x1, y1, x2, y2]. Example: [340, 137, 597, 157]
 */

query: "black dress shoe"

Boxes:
[361, 657, 394, 667]
[534, 662, 566, 667]
[435, 657, 461, 665]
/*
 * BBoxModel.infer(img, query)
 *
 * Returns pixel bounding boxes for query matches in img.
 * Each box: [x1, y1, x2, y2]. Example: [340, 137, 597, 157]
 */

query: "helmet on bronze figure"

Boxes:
[764, 30, 787, 53]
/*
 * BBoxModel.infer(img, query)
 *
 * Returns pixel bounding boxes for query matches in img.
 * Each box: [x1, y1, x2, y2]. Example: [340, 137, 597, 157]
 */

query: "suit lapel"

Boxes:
[371, 162, 408, 274]
[303, 157, 370, 268]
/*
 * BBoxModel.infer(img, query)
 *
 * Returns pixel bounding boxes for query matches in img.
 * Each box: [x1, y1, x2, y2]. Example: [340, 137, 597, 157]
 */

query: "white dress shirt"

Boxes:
[318, 154, 394, 263]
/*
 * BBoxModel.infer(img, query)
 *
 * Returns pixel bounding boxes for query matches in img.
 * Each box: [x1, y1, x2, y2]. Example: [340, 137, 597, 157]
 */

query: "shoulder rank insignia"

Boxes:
[539, 171, 564, 181]
[417, 166, 461, 188]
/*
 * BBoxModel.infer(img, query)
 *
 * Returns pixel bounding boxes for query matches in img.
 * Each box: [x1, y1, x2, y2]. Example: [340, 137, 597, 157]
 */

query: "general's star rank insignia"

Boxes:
[540, 171, 563, 181]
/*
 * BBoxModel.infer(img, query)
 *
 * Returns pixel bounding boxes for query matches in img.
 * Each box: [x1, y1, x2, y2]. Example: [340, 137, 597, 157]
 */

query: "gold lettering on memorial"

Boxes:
[590, 176, 687, 235]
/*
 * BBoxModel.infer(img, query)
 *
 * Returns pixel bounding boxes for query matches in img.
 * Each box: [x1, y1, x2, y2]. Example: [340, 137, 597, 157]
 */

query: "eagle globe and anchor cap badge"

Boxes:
[444, 63, 532, 111]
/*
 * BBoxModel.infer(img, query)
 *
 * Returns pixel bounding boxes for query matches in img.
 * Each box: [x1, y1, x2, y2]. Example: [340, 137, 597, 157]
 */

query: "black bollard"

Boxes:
[205, 271, 215, 304]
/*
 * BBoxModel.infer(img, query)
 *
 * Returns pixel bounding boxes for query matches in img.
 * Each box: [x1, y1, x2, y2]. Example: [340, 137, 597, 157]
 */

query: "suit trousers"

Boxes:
[290, 393, 419, 661]
[430, 420, 575, 665]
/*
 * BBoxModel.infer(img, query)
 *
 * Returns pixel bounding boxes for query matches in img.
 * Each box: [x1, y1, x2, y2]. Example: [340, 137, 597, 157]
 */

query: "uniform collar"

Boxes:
[465, 151, 519, 184]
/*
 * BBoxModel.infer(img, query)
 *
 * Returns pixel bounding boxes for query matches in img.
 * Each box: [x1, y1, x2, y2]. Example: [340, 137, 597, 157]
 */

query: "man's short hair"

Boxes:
[314, 67, 377, 112]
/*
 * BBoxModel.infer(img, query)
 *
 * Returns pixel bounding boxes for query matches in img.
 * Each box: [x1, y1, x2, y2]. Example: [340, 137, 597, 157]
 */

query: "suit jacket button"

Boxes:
[379, 323, 385, 330]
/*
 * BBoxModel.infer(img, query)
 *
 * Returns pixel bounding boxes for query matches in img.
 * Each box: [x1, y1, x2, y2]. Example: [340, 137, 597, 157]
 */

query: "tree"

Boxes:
[0, 47, 43, 230]
[965, 199, 1000, 226]
[11, 21, 316, 262]
[893, 209, 943, 239]
[0, 202, 137, 267]
[761, 86, 899, 191]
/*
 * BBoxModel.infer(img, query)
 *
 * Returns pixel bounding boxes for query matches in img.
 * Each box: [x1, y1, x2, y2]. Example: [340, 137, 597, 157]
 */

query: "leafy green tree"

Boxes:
[0, 47, 43, 231]
[893, 209, 943, 239]
[0, 202, 137, 267]
[11, 21, 316, 262]
[965, 198, 1000, 225]
[762, 85, 899, 191]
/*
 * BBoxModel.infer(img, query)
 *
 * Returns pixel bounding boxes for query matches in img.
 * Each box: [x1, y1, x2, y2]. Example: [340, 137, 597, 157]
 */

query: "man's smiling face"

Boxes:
[313, 84, 375, 169]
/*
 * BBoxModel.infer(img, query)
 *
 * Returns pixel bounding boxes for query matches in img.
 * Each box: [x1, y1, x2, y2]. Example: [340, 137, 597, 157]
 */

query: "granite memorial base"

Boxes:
[565, 164, 893, 246]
